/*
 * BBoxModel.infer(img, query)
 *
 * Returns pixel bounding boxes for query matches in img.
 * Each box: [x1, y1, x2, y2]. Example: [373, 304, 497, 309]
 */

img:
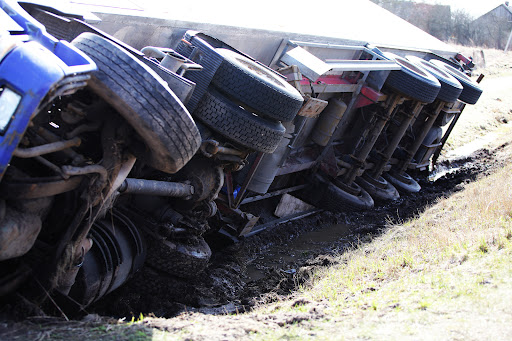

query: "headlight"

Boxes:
[0, 87, 21, 134]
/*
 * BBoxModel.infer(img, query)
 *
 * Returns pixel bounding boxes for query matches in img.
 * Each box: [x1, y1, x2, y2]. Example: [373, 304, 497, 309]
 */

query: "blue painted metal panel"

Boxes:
[0, 0, 96, 180]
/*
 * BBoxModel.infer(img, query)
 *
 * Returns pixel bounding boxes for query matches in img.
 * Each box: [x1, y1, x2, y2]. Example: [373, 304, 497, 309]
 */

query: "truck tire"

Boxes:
[212, 48, 303, 122]
[383, 52, 441, 103]
[72, 33, 201, 174]
[406, 56, 463, 103]
[384, 172, 421, 193]
[193, 88, 286, 153]
[146, 236, 211, 279]
[429, 59, 483, 105]
[356, 175, 400, 202]
[314, 175, 374, 211]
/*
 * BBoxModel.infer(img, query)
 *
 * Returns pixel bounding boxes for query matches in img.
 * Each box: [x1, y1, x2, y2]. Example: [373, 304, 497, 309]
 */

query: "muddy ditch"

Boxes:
[76, 142, 509, 320]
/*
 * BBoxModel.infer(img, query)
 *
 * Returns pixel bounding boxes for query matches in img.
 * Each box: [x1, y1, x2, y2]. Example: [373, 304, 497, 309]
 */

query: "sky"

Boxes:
[420, 0, 507, 18]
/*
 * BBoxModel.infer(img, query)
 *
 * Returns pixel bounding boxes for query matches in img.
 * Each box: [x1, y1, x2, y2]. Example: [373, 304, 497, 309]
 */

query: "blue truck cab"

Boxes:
[0, 0, 96, 180]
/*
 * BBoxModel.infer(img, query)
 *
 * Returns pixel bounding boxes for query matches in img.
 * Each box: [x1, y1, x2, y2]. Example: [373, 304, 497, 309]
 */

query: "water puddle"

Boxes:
[429, 164, 461, 182]
[246, 223, 352, 281]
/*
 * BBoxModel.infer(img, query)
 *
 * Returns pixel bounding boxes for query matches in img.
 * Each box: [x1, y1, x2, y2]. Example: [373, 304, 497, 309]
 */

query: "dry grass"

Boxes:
[454, 45, 512, 77]
[440, 46, 512, 152]
[248, 142, 512, 340]
[302, 160, 512, 307]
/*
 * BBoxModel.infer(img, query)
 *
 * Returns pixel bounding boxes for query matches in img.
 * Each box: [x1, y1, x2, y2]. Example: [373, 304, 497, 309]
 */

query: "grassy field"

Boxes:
[250, 137, 512, 339]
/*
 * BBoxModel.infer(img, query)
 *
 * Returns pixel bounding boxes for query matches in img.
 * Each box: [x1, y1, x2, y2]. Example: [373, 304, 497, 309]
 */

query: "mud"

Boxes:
[83, 142, 508, 319]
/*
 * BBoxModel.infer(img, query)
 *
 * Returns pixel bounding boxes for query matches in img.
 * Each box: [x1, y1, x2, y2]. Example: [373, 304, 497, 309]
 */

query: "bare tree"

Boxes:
[451, 9, 475, 45]
[371, 0, 478, 46]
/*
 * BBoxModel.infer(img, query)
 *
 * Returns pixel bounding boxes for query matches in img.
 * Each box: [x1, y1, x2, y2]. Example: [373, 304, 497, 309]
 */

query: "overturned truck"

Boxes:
[0, 0, 482, 313]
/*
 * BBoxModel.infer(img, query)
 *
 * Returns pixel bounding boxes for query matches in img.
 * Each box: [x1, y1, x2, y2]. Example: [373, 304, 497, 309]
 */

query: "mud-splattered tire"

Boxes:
[384, 172, 421, 193]
[212, 48, 303, 122]
[383, 52, 441, 103]
[314, 175, 374, 211]
[429, 59, 483, 104]
[193, 88, 285, 153]
[146, 236, 211, 279]
[406, 56, 463, 103]
[356, 175, 399, 202]
[72, 33, 201, 174]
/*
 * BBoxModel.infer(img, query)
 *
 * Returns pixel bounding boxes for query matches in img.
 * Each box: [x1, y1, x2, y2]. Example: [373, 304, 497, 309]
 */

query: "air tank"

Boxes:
[310, 98, 347, 146]
[246, 121, 294, 194]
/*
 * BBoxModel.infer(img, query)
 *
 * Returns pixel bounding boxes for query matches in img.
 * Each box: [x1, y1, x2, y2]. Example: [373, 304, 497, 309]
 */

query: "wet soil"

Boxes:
[86, 142, 509, 319]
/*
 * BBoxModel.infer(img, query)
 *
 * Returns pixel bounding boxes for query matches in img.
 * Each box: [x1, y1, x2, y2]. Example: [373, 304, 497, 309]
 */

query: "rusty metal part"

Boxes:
[105, 154, 137, 200]
[279, 65, 305, 96]
[35, 182, 97, 299]
[232, 152, 264, 208]
[216, 202, 260, 236]
[62, 165, 108, 186]
[171, 159, 224, 204]
[36, 127, 85, 164]
[187, 166, 224, 203]
[200, 139, 247, 158]
[342, 93, 402, 185]
[369, 100, 424, 179]
[297, 96, 329, 118]
[311, 98, 348, 146]
[0, 176, 83, 199]
[243, 208, 322, 237]
[13, 137, 81, 158]
[0, 206, 42, 261]
[118, 178, 194, 198]
[241, 184, 309, 205]
[56, 237, 93, 295]
[395, 100, 444, 174]
[225, 171, 235, 209]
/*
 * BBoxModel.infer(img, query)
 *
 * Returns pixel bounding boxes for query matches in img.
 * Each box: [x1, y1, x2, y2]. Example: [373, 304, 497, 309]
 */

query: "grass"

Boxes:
[248, 145, 512, 339]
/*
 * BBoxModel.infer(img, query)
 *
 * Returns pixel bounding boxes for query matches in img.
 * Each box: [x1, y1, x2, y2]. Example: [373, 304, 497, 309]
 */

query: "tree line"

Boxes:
[371, 0, 512, 48]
